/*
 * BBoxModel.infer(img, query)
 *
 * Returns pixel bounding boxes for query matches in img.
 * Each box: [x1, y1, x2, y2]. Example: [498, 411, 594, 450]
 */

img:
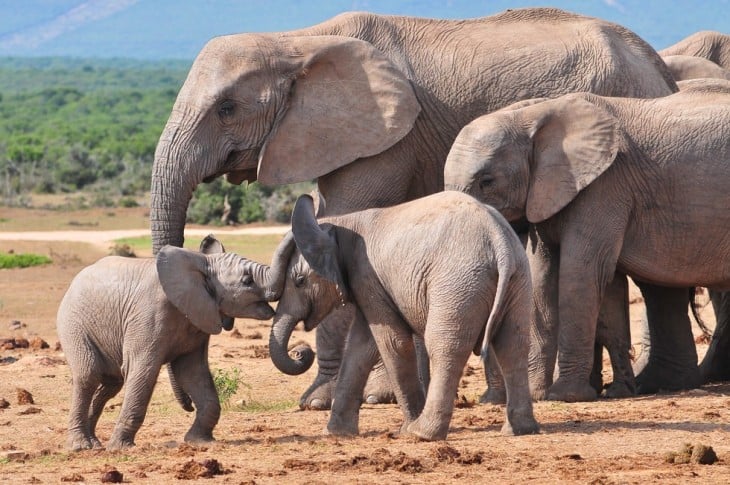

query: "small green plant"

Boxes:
[0, 252, 52, 269]
[213, 368, 243, 407]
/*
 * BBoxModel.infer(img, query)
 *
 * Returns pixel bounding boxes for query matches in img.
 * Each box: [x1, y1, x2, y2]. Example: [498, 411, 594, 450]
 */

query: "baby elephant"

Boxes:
[269, 191, 540, 441]
[57, 236, 278, 450]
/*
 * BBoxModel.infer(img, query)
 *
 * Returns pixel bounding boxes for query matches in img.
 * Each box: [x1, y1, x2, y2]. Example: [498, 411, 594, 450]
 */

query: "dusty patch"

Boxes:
[1, 233, 730, 484]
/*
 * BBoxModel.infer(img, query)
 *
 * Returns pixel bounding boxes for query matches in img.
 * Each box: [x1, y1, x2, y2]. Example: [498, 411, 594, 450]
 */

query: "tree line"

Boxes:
[0, 57, 307, 224]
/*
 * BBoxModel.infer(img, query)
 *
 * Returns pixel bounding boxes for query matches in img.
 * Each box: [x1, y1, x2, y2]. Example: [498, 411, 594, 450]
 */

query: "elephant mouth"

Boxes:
[202, 149, 259, 184]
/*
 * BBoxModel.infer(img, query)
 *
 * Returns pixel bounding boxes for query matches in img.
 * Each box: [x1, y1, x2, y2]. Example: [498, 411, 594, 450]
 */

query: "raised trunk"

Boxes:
[269, 313, 315, 375]
[263, 233, 295, 301]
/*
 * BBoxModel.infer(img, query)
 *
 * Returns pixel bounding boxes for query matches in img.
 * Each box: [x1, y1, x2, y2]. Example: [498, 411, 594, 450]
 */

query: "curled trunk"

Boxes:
[269, 313, 315, 375]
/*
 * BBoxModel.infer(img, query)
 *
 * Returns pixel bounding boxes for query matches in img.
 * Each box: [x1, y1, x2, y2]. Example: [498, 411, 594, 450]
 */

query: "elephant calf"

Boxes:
[444, 78, 730, 402]
[269, 191, 540, 441]
[57, 236, 278, 450]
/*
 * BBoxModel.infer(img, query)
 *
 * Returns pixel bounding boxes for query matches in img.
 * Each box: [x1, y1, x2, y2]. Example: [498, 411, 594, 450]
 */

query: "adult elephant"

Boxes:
[662, 55, 730, 81]
[659, 31, 730, 69]
[151, 8, 679, 408]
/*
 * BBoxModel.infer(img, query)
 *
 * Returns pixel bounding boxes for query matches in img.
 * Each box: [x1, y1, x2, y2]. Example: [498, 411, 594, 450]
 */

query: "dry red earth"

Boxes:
[1, 234, 729, 484]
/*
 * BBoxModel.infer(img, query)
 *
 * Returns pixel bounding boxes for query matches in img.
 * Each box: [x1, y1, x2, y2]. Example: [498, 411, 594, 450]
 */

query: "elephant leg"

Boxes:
[87, 376, 124, 447]
[406, 326, 471, 441]
[327, 310, 380, 436]
[169, 345, 221, 444]
[525, 233, 560, 400]
[363, 359, 396, 404]
[634, 282, 701, 394]
[490, 312, 540, 436]
[299, 305, 352, 410]
[300, 304, 399, 409]
[596, 274, 636, 398]
[366, 313, 424, 433]
[547, 250, 607, 402]
[480, 346, 507, 404]
[589, 342, 604, 395]
[107, 362, 160, 450]
[67, 372, 101, 451]
[699, 290, 730, 381]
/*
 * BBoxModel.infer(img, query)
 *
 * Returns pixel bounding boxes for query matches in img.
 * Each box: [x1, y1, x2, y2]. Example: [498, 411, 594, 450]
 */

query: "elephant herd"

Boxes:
[59, 7, 730, 448]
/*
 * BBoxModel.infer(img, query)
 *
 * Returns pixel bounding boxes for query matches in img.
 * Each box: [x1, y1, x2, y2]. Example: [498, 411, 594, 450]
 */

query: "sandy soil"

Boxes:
[1, 234, 729, 484]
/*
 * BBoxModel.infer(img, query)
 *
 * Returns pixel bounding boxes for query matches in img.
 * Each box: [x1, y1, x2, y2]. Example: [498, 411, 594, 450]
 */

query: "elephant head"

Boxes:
[151, 33, 420, 253]
[444, 94, 619, 223]
[268, 195, 350, 376]
[157, 236, 278, 334]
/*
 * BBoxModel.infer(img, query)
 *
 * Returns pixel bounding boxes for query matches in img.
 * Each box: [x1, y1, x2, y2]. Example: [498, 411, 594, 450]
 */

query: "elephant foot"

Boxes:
[479, 387, 506, 405]
[546, 378, 597, 402]
[184, 429, 215, 444]
[363, 365, 397, 405]
[106, 436, 135, 451]
[635, 360, 701, 394]
[405, 417, 448, 441]
[326, 415, 359, 437]
[299, 377, 336, 410]
[501, 412, 540, 436]
[67, 433, 100, 452]
[603, 380, 635, 399]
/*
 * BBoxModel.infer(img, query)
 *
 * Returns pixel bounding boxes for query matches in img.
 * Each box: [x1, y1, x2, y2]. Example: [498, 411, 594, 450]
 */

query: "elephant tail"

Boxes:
[480, 254, 519, 362]
[168, 364, 194, 412]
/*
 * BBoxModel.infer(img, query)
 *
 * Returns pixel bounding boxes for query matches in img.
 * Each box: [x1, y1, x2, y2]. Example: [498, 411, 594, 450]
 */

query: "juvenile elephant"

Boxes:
[57, 236, 291, 450]
[150, 8, 679, 409]
[659, 31, 730, 69]
[269, 192, 539, 440]
[444, 78, 730, 402]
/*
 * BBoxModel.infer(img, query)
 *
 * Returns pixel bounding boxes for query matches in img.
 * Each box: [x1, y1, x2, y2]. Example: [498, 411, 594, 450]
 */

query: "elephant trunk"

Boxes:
[263, 233, 295, 301]
[150, 116, 207, 254]
[269, 313, 315, 375]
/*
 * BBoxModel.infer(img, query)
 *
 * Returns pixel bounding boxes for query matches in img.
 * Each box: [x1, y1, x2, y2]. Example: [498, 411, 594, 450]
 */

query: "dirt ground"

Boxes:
[1, 232, 729, 484]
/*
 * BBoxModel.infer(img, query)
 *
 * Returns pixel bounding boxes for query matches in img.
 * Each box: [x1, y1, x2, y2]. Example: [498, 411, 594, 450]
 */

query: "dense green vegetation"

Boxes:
[0, 252, 52, 269]
[0, 57, 311, 225]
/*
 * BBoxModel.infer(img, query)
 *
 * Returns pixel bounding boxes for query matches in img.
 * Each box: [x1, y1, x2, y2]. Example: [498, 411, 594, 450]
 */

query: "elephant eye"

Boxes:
[218, 100, 236, 118]
[241, 274, 253, 286]
[294, 274, 306, 288]
[479, 173, 495, 190]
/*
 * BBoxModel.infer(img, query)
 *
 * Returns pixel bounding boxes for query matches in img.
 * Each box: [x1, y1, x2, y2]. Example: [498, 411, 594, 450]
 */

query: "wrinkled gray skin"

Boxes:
[57, 236, 283, 451]
[444, 79, 730, 402]
[662, 55, 730, 81]
[150, 8, 679, 409]
[270, 192, 539, 441]
[659, 31, 730, 69]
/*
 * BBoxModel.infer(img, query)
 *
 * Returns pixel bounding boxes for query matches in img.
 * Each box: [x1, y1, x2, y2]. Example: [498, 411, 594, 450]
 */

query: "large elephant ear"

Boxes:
[522, 95, 619, 223]
[257, 35, 421, 185]
[291, 195, 348, 303]
[157, 246, 222, 335]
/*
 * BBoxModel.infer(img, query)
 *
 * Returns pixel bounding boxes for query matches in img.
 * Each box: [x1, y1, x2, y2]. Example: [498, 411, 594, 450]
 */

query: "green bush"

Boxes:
[213, 368, 243, 407]
[0, 252, 52, 269]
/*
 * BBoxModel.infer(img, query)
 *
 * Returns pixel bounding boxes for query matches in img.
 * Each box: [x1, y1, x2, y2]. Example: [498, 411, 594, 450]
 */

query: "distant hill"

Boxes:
[0, 0, 728, 60]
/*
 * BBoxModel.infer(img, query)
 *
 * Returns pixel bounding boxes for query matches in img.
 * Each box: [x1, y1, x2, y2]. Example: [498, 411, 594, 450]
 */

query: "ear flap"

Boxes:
[157, 246, 222, 335]
[199, 234, 225, 254]
[291, 195, 348, 303]
[257, 35, 421, 185]
[523, 96, 619, 222]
